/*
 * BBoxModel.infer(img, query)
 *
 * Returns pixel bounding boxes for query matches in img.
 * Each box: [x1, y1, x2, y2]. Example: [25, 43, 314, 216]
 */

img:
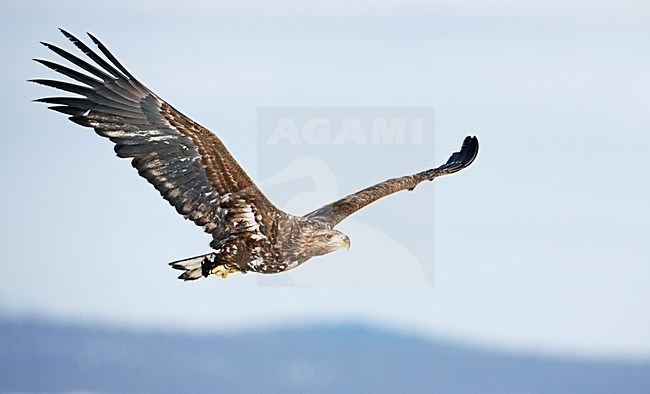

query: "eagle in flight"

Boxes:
[33, 30, 479, 281]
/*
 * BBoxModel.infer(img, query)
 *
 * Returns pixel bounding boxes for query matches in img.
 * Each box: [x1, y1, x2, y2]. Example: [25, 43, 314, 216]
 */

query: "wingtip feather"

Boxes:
[86, 32, 100, 45]
[59, 28, 73, 38]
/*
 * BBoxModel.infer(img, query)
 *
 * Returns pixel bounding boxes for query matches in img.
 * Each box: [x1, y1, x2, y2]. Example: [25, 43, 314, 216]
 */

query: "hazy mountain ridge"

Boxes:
[1, 318, 648, 393]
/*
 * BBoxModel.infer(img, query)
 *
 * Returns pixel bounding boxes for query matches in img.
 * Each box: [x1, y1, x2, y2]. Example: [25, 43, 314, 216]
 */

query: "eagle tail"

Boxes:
[169, 254, 213, 281]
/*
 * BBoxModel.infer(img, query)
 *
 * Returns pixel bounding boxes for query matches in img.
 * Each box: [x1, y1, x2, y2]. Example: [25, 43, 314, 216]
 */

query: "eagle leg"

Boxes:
[211, 265, 239, 279]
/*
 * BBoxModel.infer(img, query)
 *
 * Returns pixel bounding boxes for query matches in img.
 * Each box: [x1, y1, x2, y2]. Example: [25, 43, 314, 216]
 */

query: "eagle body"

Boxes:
[171, 215, 348, 279]
[33, 30, 478, 281]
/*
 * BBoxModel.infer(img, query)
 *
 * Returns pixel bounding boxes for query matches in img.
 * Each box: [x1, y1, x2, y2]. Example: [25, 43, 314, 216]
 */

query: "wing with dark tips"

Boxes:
[306, 136, 479, 226]
[33, 29, 281, 237]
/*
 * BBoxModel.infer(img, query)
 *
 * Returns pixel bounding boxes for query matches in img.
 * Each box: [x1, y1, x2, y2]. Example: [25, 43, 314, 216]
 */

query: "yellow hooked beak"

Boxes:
[329, 232, 351, 252]
[341, 235, 351, 251]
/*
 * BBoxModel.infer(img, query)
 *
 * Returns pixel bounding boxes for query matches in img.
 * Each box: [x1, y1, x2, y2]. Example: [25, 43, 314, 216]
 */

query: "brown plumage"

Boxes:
[32, 30, 479, 281]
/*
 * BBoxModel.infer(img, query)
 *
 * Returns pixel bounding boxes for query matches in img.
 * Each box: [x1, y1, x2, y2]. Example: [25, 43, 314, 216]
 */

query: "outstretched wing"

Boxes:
[306, 136, 479, 226]
[32, 29, 281, 236]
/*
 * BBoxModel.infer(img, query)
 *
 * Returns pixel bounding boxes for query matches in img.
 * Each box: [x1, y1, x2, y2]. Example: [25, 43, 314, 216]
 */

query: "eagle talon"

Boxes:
[211, 265, 238, 279]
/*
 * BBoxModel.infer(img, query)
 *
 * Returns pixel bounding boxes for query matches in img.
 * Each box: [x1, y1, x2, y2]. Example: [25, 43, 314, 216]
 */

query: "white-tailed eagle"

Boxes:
[32, 30, 479, 280]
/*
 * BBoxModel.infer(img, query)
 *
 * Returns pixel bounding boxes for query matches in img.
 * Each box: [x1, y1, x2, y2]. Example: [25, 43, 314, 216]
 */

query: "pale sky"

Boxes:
[1, 0, 649, 359]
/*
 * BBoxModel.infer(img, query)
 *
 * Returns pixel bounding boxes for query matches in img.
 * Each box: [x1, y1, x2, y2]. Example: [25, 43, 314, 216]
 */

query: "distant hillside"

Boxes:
[0, 318, 648, 393]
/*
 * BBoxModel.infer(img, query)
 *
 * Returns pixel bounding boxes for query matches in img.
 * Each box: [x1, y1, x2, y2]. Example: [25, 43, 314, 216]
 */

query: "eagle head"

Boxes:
[308, 228, 351, 256]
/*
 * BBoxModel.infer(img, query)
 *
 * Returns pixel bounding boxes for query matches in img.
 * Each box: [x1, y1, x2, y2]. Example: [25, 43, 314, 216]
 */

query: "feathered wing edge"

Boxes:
[418, 135, 479, 179]
[31, 29, 281, 240]
[306, 136, 479, 226]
